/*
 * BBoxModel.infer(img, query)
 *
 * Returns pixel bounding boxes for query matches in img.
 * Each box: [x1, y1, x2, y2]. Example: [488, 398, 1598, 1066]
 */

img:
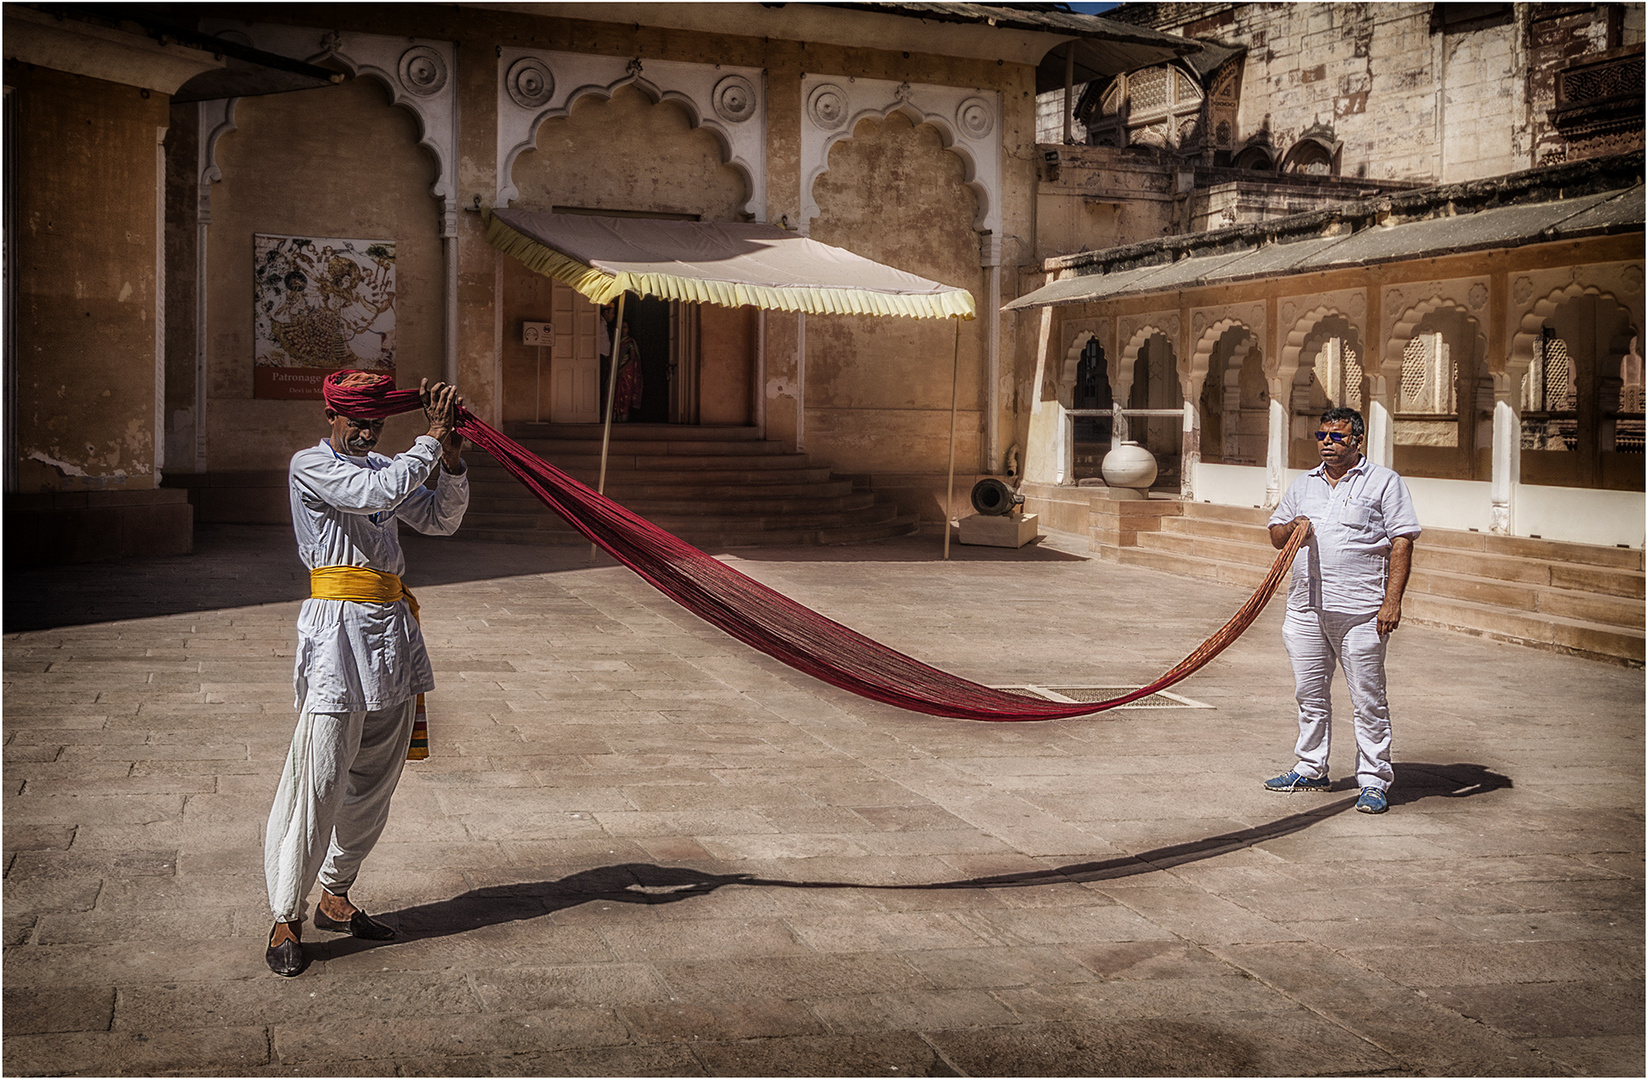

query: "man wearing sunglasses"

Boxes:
[1263, 406, 1420, 815]
[263, 372, 469, 976]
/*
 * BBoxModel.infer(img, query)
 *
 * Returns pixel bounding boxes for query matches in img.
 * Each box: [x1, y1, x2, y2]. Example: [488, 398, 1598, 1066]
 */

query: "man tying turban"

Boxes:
[263, 371, 469, 977]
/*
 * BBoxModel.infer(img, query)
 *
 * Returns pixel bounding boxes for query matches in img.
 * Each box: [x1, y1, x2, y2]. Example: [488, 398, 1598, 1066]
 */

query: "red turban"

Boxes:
[322, 369, 397, 414]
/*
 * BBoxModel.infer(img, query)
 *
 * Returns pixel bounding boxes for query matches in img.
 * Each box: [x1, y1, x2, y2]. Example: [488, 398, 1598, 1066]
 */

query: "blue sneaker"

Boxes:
[1354, 787, 1389, 814]
[1262, 769, 1330, 793]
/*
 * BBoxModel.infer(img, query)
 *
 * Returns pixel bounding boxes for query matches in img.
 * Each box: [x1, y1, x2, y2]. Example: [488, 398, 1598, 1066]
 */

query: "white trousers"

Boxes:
[264, 698, 415, 923]
[1282, 608, 1394, 791]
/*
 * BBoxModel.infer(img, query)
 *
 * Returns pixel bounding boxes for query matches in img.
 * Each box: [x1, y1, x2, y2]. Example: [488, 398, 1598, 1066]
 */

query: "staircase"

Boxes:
[462, 423, 919, 548]
[1105, 502, 1645, 665]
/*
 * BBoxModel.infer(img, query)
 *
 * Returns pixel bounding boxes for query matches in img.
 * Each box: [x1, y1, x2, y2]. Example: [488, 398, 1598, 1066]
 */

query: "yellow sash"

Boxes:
[309, 566, 429, 760]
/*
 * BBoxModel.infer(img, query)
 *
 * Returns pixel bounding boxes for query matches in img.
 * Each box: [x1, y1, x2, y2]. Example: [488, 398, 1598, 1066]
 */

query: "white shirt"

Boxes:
[1269, 456, 1420, 615]
[289, 436, 469, 711]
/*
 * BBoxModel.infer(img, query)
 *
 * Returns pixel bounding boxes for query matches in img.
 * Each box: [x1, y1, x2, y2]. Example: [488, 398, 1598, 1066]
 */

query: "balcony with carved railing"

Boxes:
[1549, 45, 1646, 161]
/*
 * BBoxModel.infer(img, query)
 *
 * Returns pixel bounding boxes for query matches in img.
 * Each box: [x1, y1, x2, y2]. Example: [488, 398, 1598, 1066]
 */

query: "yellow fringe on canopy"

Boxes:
[483, 212, 976, 321]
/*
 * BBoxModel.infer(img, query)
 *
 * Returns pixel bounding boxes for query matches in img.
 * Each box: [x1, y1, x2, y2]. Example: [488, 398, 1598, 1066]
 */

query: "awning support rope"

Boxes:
[327, 381, 1306, 722]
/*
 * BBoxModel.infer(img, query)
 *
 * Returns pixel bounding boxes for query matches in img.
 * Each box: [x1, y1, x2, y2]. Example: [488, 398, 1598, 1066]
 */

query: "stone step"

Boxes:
[468, 491, 881, 516]
[1132, 529, 1277, 568]
[1164, 511, 1645, 601]
[463, 512, 919, 549]
[464, 503, 907, 534]
[1109, 544, 1271, 590]
[1405, 594, 1645, 665]
[1418, 526, 1644, 570]
[503, 422, 766, 442]
[1160, 514, 1271, 544]
[467, 462, 837, 487]
[1182, 501, 1272, 525]
[481, 446, 797, 465]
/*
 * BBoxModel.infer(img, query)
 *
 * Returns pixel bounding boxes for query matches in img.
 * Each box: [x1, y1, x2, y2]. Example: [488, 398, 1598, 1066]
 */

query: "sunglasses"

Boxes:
[1314, 431, 1356, 443]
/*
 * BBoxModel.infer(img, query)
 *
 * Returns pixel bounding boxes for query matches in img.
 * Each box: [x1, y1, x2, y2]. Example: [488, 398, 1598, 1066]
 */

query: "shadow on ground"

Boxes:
[4, 523, 1081, 632]
[310, 763, 1510, 963]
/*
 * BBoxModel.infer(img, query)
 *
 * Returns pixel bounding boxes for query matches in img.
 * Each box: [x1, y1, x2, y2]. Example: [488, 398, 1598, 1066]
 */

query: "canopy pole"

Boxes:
[943, 317, 961, 561]
[591, 291, 626, 564]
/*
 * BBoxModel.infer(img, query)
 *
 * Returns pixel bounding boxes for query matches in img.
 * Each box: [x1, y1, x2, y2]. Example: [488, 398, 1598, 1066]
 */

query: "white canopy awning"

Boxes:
[485, 208, 977, 320]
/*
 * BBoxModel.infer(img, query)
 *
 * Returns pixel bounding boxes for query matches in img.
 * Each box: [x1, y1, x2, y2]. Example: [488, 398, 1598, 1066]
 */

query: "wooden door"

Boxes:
[549, 281, 599, 423]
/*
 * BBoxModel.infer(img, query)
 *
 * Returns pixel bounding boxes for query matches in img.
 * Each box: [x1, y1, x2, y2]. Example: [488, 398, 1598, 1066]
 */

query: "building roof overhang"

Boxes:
[1007, 153, 1647, 312]
[5, 3, 344, 99]
[467, 2, 1196, 76]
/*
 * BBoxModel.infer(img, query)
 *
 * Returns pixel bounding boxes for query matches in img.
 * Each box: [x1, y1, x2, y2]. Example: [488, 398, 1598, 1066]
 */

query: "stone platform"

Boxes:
[3, 524, 1642, 1075]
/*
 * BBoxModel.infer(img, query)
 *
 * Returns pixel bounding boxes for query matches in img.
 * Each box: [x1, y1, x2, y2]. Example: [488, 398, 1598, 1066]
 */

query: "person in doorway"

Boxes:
[1263, 406, 1420, 815]
[263, 370, 469, 977]
[612, 321, 643, 422]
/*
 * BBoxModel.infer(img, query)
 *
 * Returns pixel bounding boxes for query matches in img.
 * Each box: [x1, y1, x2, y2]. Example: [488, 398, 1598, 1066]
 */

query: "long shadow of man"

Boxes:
[313, 761, 1510, 961]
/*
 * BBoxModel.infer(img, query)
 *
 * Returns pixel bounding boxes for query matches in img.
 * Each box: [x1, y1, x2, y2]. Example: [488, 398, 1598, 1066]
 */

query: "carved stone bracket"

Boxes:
[198, 21, 459, 237]
[800, 74, 1001, 238]
[496, 49, 767, 221]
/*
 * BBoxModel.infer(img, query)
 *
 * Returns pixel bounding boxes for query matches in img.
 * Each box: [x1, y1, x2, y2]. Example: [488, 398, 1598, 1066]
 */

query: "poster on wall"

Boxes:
[253, 233, 396, 400]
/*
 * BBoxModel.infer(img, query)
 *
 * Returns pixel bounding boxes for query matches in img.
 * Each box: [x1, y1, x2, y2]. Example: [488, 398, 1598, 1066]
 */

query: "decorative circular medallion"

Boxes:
[1511, 276, 1534, 305]
[1467, 282, 1489, 311]
[398, 46, 447, 96]
[713, 74, 757, 123]
[1622, 264, 1644, 291]
[506, 57, 554, 109]
[956, 95, 993, 139]
[807, 83, 847, 130]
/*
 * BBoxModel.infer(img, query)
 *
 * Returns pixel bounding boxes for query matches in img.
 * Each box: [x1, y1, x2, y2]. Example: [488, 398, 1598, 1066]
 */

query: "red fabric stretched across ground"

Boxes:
[324, 371, 1307, 722]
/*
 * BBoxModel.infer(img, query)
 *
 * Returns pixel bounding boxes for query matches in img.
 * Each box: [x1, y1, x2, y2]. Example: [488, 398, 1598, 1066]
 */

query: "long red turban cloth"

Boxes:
[322, 369, 1306, 721]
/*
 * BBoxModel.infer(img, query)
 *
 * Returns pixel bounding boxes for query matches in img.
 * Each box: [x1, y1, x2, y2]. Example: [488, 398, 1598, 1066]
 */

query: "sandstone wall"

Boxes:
[12, 66, 169, 492]
[197, 76, 445, 470]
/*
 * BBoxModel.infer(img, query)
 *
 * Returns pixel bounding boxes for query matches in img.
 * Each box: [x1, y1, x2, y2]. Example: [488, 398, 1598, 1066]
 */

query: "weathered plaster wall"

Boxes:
[699, 304, 757, 426]
[167, 3, 1039, 500]
[204, 77, 443, 469]
[1112, 2, 1635, 186]
[807, 113, 985, 476]
[162, 103, 199, 473]
[12, 65, 168, 492]
[509, 86, 748, 219]
[1034, 145, 1177, 259]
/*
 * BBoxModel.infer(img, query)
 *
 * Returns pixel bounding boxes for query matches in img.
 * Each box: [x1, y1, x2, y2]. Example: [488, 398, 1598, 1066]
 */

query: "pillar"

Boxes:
[1365, 373, 1394, 467]
[1263, 375, 1286, 508]
[1490, 371, 1520, 534]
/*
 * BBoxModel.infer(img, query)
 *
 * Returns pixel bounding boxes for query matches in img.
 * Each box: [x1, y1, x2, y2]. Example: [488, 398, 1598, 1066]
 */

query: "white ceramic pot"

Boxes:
[1101, 440, 1158, 490]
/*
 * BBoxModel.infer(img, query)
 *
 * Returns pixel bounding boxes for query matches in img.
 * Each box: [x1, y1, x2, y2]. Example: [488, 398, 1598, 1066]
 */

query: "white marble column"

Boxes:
[1364, 373, 1394, 467]
[1180, 397, 1199, 500]
[1490, 371, 1520, 534]
[1263, 376, 1287, 509]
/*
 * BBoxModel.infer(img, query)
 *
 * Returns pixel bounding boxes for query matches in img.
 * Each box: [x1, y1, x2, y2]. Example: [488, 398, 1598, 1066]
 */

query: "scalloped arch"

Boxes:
[1189, 318, 1259, 386]
[805, 102, 990, 233]
[501, 75, 757, 215]
[1282, 304, 1364, 378]
[1385, 295, 1480, 362]
[302, 45, 454, 211]
[1509, 281, 1639, 376]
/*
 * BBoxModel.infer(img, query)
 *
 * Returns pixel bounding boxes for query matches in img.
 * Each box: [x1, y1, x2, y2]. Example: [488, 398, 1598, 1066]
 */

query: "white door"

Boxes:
[549, 281, 599, 423]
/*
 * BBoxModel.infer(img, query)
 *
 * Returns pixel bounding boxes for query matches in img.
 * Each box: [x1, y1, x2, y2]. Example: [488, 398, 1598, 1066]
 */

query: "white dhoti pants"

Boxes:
[1282, 608, 1395, 792]
[264, 698, 416, 923]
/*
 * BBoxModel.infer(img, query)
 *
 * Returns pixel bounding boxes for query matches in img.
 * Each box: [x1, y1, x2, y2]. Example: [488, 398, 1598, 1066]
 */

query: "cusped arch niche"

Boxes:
[800, 76, 1002, 238]
[804, 110, 984, 422]
[495, 50, 767, 220]
[510, 84, 750, 221]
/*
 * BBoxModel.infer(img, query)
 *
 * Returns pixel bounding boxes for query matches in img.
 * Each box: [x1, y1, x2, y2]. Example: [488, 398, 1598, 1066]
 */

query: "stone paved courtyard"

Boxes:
[4, 524, 1643, 1076]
